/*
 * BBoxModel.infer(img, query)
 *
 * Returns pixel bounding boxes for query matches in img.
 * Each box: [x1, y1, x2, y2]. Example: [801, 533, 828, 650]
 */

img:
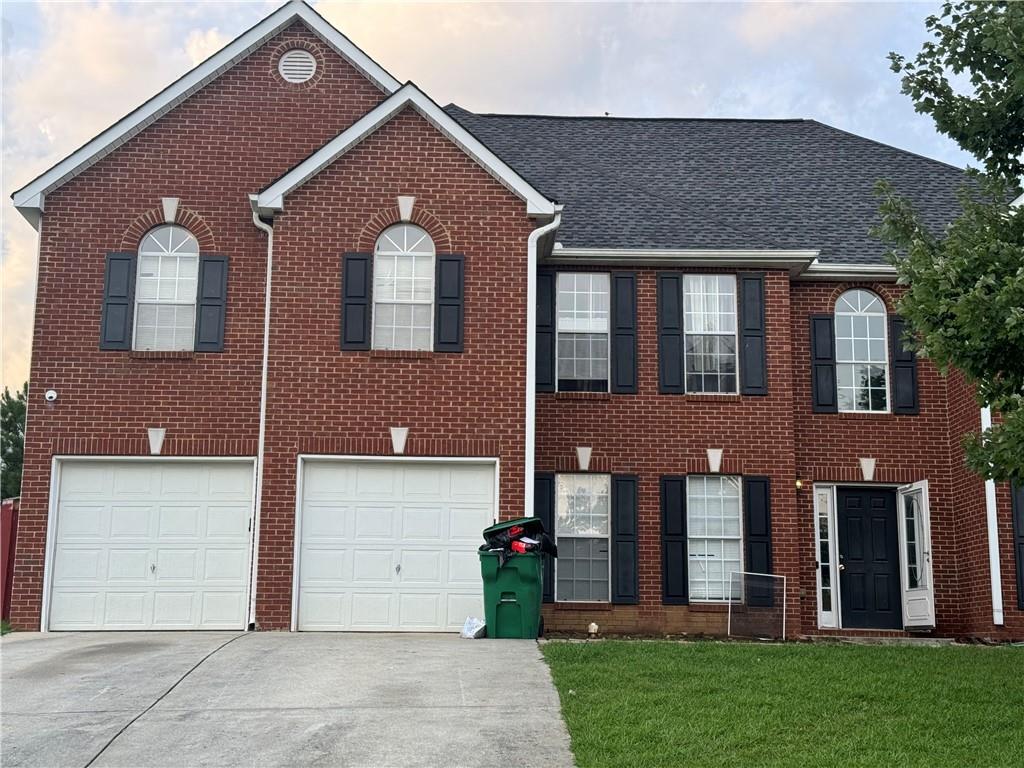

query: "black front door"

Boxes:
[837, 487, 902, 629]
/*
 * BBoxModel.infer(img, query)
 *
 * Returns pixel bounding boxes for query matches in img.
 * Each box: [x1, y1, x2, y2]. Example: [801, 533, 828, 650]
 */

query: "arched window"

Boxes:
[135, 225, 199, 351]
[373, 224, 435, 350]
[835, 289, 888, 412]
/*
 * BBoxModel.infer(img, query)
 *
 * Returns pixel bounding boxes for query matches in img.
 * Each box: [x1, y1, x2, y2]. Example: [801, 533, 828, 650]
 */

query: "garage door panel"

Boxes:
[298, 460, 494, 631]
[57, 505, 107, 538]
[49, 460, 253, 631]
[110, 505, 152, 538]
[402, 506, 444, 540]
[398, 550, 442, 584]
[158, 506, 201, 538]
[350, 592, 393, 628]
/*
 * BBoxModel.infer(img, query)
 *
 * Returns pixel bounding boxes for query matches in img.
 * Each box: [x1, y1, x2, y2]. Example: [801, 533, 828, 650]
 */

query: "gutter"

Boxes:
[247, 196, 274, 629]
[525, 208, 562, 517]
[980, 406, 1004, 626]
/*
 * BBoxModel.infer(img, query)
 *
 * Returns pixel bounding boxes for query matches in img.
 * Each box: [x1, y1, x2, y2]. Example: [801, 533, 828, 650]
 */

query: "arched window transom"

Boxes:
[373, 224, 435, 351]
[135, 225, 199, 351]
[835, 289, 888, 412]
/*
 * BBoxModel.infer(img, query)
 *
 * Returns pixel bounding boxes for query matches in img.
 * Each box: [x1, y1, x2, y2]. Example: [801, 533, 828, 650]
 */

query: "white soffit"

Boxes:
[256, 83, 557, 218]
[547, 247, 820, 275]
[11, 1, 401, 227]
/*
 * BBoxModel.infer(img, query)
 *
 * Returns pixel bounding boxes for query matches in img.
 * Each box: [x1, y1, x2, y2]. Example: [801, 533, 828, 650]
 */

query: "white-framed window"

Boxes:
[556, 273, 610, 392]
[134, 224, 200, 351]
[835, 289, 889, 412]
[555, 473, 611, 602]
[683, 275, 738, 394]
[687, 475, 742, 601]
[372, 224, 435, 351]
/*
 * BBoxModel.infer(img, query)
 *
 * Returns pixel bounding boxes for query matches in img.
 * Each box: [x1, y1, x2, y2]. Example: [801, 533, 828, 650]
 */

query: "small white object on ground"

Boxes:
[461, 617, 487, 639]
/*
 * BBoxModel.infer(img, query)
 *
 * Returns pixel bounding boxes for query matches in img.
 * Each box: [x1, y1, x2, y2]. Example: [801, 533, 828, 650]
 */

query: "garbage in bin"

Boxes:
[478, 517, 557, 639]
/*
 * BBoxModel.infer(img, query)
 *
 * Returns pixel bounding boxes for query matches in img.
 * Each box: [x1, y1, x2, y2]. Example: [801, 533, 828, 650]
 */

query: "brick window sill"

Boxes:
[552, 602, 614, 612]
[368, 349, 439, 360]
[670, 394, 744, 403]
[829, 411, 900, 420]
[551, 392, 612, 402]
[128, 350, 195, 361]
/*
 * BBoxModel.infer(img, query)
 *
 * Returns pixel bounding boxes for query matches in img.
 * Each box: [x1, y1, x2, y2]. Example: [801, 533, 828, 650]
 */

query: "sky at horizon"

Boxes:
[0, 1, 972, 390]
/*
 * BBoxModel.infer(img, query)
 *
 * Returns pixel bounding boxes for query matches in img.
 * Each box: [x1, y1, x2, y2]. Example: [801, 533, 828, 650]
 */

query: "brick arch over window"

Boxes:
[825, 282, 899, 313]
[355, 206, 454, 253]
[119, 206, 217, 252]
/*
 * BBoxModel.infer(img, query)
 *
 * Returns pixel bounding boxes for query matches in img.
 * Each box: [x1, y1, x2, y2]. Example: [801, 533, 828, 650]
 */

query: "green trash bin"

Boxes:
[479, 517, 546, 639]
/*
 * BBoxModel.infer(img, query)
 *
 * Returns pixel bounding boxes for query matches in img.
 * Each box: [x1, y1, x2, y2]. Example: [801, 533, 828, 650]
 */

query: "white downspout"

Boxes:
[980, 406, 1004, 626]
[248, 199, 274, 629]
[525, 207, 562, 517]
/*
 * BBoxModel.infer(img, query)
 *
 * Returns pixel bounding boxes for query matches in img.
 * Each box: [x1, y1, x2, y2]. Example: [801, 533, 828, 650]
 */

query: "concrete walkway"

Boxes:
[1, 631, 574, 768]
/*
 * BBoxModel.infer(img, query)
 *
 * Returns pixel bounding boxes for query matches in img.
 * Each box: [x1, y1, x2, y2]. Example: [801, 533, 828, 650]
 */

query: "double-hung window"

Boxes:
[134, 225, 200, 351]
[556, 273, 610, 391]
[372, 224, 435, 351]
[687, 475, 742, 601]
[555, 474, 611, 602]
[835, 289, 888, 412]
[683, 275, 738, 394]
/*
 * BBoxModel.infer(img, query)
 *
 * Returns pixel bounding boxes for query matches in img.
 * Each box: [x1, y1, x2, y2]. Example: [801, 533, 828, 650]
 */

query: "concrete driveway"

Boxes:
[1, 632, 574, 768]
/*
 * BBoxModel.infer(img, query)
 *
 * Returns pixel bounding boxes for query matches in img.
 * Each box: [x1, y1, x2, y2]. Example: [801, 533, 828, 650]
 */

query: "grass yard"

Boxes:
[542, 640, 1024, 768]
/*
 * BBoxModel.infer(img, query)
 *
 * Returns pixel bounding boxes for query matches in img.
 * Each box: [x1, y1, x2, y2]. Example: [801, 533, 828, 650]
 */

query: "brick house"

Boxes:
[9, 1, 1022, 639]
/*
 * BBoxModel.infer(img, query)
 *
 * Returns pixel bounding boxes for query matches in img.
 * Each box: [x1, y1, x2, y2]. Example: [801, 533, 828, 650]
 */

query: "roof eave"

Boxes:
[546, 247, 820, 276]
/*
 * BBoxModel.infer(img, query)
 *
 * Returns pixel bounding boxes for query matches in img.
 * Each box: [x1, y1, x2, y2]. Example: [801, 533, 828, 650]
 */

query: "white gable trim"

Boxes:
[256, 83, 556, 218]
[11, 1, 401, 227]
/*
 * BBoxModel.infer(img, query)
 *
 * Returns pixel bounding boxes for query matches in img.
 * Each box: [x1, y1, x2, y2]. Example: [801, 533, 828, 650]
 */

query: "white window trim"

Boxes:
[682, 274, 740, 396]
[835, 290, 891, 414]
[132, 226, 200, 352]
[554, 272, 611, 393]
[686, 474, 743, 603]
[553, 472, 613, 604]
[813, 485, 840, 628]
[370, 225, 436, 352]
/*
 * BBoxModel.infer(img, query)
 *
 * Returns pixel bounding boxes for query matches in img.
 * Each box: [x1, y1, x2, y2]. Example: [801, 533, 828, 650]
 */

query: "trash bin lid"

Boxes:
[481, 516, 547, 539]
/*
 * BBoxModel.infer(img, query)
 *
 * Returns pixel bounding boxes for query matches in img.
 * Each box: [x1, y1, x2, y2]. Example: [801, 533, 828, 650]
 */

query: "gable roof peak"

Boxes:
[11, 0, 401, 228]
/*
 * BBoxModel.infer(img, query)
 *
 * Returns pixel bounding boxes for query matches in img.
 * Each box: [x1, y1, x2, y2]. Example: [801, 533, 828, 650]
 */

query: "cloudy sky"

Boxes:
[1, 0, 970, 390]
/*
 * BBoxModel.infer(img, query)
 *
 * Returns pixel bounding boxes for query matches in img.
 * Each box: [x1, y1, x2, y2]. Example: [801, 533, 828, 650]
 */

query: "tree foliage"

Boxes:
[1, 383, 28, 499]
[879, 1, 1024, 482]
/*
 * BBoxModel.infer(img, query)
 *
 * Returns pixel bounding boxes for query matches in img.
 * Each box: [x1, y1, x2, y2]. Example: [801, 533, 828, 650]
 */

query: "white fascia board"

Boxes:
[10, 1, 401, 226]
[256, 83, 556, 218]
[547, 247, 819, 276]
[796, 260, 899, 282]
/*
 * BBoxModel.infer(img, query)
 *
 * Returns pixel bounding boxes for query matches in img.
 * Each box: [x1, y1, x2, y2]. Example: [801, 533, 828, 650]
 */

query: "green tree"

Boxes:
[1, 383, 28, 499]
[877, 1, 1024, 482]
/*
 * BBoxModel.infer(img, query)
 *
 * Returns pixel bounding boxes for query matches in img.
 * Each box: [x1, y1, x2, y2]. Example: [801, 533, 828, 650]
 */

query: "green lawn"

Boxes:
[542, 640, 1024, 768]
[0, 620, 10, 636]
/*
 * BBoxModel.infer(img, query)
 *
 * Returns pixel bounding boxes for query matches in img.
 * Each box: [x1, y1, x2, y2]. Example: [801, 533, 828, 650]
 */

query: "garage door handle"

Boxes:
[395, 564, 401, 574]
[150, 564, 157, 573]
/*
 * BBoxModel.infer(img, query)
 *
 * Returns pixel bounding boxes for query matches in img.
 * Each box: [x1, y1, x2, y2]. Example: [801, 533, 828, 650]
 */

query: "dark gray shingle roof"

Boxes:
[444, 105, 969, 265]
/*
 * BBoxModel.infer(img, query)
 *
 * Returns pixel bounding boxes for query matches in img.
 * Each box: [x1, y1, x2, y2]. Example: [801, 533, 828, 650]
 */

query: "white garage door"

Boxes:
[297, 460, 496, 631]
[48, 460, 254, 631]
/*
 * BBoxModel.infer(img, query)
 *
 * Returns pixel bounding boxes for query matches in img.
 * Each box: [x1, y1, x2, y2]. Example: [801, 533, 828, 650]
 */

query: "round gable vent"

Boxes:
[278, 49, 317, 83]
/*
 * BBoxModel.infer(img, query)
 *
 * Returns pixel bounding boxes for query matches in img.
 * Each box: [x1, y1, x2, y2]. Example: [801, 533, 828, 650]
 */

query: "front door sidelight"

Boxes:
[897, 481, 935, 628]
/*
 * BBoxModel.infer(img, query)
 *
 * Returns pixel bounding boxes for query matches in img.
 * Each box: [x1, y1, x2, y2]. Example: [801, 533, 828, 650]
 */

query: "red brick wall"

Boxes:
[9, 22, 389, 629]
[537, 269, 801, 636]
[254, 107, 536, 628]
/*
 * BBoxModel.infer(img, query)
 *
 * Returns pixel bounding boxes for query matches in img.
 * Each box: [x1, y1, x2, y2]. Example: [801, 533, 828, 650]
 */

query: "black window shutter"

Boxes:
[611, 475, 639, 604]
[99, 252, 136, 350]
[194, 255, 229, 352]
[610, 273, 638, 394]
[890, 315, 919, 415]
[743, 476, 773, 607]
[536, 271, 556, 392]
[1012, 482, 1024, 611]
[434, 254, 464, 352]
[739, 273, 767, 395]
[810, 314, 838, 412]
[658, 274, 684, 394]
[341, 253, 372, 350]
[535, 473, 556, 603]
[661, 476, 688, 604]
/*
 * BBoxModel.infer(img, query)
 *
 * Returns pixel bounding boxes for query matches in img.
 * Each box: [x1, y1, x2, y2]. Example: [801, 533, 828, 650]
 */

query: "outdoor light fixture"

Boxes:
[795, 479, 804, 490]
